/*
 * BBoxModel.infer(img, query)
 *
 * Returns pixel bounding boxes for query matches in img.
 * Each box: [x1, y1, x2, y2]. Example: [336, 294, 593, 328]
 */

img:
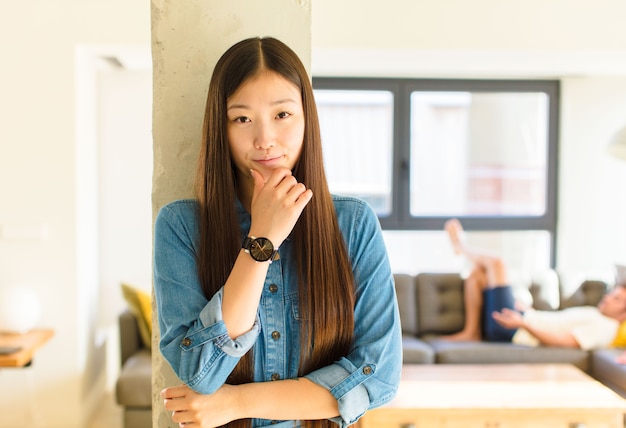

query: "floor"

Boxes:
[88, 392, 123, 428]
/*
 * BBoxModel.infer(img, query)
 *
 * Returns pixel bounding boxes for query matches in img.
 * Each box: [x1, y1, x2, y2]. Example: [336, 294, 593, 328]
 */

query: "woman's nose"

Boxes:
[254, 121, 276, 149]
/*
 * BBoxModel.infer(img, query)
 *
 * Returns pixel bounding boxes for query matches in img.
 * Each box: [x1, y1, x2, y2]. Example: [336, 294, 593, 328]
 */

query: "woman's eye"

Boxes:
[276, 111, 291, 119]
[233, 116, 250, 124]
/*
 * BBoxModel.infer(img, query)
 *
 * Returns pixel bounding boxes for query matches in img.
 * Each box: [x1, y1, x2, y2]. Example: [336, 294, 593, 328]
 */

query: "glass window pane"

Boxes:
[315, 90, 394, 216]
[410, 91, 548, 217]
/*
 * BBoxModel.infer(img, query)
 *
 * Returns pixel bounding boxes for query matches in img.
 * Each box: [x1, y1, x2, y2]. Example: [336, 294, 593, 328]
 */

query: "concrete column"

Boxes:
[150, 1, 311, 426]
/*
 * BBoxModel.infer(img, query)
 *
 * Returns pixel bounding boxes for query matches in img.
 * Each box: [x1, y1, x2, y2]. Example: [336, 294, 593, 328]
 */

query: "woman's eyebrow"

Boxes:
[227, 103, 247, 111]
[227, 98, 298, 111]
[271, 97, 298, 106]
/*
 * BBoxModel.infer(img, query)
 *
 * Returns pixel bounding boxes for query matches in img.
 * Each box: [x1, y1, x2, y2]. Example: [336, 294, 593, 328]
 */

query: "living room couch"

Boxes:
[395, 271, 626, 397]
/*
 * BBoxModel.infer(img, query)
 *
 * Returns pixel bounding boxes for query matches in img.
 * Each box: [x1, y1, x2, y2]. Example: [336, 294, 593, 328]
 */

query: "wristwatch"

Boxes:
[242, 236, 280, 263]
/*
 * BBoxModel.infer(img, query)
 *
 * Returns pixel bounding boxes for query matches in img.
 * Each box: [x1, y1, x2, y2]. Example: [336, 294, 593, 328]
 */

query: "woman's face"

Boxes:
[226, 70, 305, 185]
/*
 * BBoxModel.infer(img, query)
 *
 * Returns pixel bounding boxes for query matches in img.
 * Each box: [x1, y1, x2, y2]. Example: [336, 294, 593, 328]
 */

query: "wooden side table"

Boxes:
[0, 329, 54, 367]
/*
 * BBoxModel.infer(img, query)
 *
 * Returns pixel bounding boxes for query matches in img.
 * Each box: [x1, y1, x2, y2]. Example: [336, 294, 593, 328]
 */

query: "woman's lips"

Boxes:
[254, 155, 284, 168]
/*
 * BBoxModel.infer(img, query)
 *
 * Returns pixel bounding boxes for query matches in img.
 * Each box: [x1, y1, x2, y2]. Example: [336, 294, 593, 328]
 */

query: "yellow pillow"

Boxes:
[612, 320, 626, 348]
[121, 283, 152, 349]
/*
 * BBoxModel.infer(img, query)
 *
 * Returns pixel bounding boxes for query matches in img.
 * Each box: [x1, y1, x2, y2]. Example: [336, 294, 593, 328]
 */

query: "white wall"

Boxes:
[97, 65, 153, 387]
[313, 0, 626, 51]
[0, 2, 149, 427]
[559, 77, 626, 277]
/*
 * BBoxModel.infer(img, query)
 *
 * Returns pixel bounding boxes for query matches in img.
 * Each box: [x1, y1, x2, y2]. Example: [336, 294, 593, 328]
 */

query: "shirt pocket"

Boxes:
[287, 291, 306, 321]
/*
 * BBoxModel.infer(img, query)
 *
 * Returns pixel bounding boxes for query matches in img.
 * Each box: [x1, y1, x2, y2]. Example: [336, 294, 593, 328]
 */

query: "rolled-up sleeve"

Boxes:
[154, 201, 259, 394]
[196, 290, 260, 357]
[305, 198, 403, 426]
[305, 359, 376, 426]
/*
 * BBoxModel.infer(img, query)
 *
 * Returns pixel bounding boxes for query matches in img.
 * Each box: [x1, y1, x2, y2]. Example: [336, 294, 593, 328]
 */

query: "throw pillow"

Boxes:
[121, 283, 152, 349]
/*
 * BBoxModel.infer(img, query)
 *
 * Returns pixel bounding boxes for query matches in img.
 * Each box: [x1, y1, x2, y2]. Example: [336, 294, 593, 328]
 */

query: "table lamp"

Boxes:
[0, 286, 42, 334]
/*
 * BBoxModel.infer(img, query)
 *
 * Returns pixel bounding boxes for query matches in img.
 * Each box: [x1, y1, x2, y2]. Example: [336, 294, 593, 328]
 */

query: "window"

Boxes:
[313, 78, 559, 268]
[315, 89, 394, 215]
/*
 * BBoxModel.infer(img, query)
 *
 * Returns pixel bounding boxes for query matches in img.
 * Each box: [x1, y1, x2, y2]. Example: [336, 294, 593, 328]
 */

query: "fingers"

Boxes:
[498, 308, 520, 320]
[491, 311, 510, 328]
[163, 386, 194, 426]
[251, 168, 307, 201]
[171, 409, 190, 425]
[282, 179, 312, 205]
[249, 168, 313, 243]
[250, 168, 265, 190]
[161, 385, 189, 399]
[251, 167, 292, 187]
[491, 308, 522, 329]
[491, 309, 510, 320]
[275, 172, 312, 205]
[162, 385, 194, 413]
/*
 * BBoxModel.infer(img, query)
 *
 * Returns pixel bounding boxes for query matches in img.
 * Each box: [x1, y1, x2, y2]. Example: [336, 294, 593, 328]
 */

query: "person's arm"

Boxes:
[163, 378, 339, 426]
[155, 170, 312, 394]
[154, 202, 261, 394]
[519, 322, 579, 347]
[492, 308, 580, 348]
[221, 168, 311, 338]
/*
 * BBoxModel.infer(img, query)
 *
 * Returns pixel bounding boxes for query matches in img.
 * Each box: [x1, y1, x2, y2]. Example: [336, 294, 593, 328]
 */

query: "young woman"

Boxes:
[154, 37, 402, 428]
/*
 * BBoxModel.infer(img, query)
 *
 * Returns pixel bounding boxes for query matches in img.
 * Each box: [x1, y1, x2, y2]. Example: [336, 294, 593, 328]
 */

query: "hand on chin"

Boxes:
[254, 166, 291, 184]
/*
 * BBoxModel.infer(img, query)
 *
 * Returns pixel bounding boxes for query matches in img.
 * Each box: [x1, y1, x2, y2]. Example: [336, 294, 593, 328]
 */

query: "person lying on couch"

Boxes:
[441, 219, 626, 350]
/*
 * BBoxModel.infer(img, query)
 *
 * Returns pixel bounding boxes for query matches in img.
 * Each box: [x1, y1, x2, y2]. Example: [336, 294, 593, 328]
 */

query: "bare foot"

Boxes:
[439, 329, 481, 342]
[445, 218, 466, 256]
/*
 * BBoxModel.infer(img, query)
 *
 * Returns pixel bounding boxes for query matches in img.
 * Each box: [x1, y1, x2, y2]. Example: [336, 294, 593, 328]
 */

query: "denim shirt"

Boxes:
[154, 196, 402, 427]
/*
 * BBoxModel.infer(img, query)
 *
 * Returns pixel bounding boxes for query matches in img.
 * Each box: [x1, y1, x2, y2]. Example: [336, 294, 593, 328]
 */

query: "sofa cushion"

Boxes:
[528, 269, 561, 310]
[612, 321, 626, 347]
[415, 273, 464, 335]
[560, 279, 608, 309]
[121, 283, 152, 348]
[394, 274, 418, 335]
[591, 348, 626, 398]
[116, 349, 152, 407]
[402, 335, 435, 364]
[427, 338, 591, 372]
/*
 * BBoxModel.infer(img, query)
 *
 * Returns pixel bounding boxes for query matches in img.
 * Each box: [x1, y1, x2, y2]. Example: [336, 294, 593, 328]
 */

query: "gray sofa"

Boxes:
[116, 309, 152, 428]
[395, 271, 626, 397]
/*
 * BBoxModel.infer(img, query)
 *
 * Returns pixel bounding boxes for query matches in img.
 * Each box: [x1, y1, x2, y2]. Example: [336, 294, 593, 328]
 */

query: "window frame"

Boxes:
[313, 77, 560, 266]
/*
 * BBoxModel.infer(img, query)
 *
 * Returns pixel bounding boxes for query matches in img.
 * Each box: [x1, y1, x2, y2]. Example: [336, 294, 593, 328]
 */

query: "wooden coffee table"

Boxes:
[361, 364, 626, 428]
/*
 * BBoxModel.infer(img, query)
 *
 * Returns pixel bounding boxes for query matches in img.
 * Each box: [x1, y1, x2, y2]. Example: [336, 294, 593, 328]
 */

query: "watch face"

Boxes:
[250, 237, 274, 262]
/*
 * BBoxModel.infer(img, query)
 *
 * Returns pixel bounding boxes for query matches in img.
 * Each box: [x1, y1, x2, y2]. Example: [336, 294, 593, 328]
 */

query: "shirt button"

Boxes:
[271, 373, 281, 381]
[181, 337, 192, 347]
[362, 365, 372, 375]
[271, 331, 281, 340]
[269, 284, 278, 293]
